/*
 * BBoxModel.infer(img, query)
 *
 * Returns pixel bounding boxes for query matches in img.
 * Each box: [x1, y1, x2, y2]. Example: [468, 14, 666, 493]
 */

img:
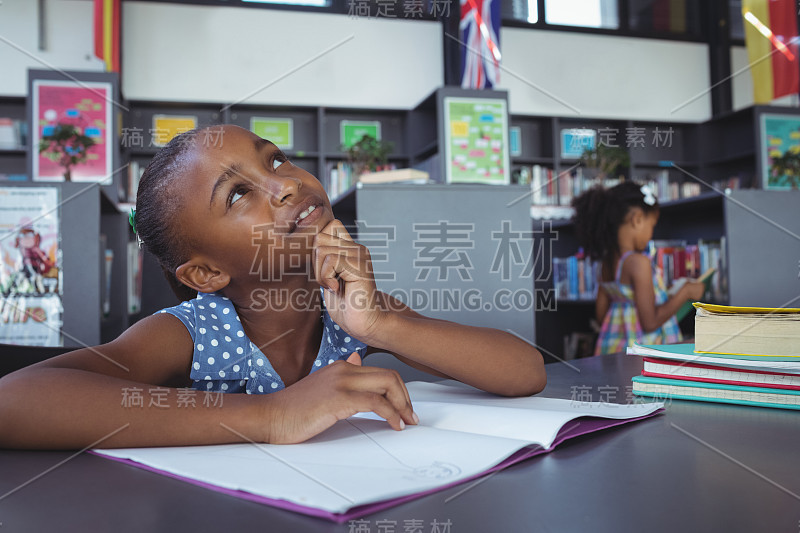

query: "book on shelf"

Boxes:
[127, 241, 143, 314]
[552, 250, 599, 301]
[127, 160, 146, 203]
[648, 239, 727, 303]
[0, 117, 27, 150]
[327, 162, 401, 199]
[639, 169, 702, 203]
[628, 343, 800, 410]
[711, 176, 743, 191]
[693, 303, 800, 357]
[530, 165, 622, 207]
[358, 168, 429, 184]
[326, 161, 354, 200]
[94, 381, 663, 522]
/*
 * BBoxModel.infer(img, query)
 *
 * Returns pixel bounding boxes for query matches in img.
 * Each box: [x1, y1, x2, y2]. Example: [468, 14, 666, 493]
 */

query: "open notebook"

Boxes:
[93, 381, 664, 522]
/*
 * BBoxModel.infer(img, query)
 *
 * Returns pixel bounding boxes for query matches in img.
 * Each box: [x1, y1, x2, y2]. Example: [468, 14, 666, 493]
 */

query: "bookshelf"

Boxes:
[1, 86, 792, 358]
[0, 96, 28, 181]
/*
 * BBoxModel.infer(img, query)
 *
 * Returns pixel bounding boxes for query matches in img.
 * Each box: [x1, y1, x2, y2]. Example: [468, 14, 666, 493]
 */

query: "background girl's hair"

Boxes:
[572, 181, 658, 264]
[134, 129, 200, 301]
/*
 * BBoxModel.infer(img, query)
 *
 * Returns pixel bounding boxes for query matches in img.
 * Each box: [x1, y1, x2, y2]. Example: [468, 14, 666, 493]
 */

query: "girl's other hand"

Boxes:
[265, 352, 417, 444]
[685, 280, 706, 301]
[313, 219, 386, 343]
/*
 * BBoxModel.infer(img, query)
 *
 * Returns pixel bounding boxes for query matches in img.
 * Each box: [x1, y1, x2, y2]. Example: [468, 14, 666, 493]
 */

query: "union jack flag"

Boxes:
[459, 0, 501, 89]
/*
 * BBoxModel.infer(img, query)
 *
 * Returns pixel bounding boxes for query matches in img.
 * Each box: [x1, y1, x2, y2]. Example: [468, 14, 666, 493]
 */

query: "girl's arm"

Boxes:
[626, 253, 704, 332]
[315, 220, 545, 398]
[366, 292, 546, 397]
[595, 285, 610, 324]
[0, 314, 415, 450]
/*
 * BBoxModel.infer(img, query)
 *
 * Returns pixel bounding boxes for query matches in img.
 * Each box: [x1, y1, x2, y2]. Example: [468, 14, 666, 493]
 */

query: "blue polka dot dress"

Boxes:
[159, 290, 368, 394]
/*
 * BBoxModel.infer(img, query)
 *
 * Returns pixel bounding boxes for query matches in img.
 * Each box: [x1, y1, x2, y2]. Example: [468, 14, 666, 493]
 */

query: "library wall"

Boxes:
[498, 27, 712, 122]
[121, 2, 444, 109]
[0, 0, 106, 95]
[730, 46, 753, 112]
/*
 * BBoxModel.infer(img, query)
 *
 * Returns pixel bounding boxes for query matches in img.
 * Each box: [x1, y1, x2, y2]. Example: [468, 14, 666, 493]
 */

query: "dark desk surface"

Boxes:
[2, 354, 799, 533]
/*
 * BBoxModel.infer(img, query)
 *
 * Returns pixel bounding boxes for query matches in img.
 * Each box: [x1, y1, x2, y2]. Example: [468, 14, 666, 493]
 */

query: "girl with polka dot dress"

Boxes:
[0, 125, 545, 450]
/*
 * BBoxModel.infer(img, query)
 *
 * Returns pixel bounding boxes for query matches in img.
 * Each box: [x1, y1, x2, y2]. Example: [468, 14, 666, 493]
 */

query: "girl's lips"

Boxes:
[286, 202, 326, 234]
[295, 203, 323, 228]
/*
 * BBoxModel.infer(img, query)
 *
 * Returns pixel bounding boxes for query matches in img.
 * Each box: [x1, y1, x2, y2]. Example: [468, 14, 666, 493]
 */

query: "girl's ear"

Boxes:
[175, 260, 230, 294]
[629, 208, 645, 228]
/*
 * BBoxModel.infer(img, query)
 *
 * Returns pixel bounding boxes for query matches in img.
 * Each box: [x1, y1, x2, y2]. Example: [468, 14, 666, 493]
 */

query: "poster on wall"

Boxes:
[32, 80, 113, 183]
[340, 121, 381, 150]
[560, 128, 596, 159]
[152, 115, 198, 147]
[444, 97, 510, 185]
[760, 113, 800, 190]
[251, 117, 293, 150]
[0, 187, 63, 346]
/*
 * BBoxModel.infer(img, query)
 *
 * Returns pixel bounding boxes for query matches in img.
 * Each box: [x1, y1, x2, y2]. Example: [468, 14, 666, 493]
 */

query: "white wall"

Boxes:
[498, 27, 712, 122]
[0, 0, 105, 95]
[2, 0, 766, 121]
[121, 2, 444, 109]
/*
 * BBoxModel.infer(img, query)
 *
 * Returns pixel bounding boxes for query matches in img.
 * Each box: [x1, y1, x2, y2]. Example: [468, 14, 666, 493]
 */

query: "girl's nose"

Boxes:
[269, 175, 302, 207]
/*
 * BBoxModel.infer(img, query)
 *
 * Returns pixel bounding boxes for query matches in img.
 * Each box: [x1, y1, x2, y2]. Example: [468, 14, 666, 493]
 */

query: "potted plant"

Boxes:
[579, 144, 630, 181]
[345, 134, 394, 176]
[38, 123, 96, 181]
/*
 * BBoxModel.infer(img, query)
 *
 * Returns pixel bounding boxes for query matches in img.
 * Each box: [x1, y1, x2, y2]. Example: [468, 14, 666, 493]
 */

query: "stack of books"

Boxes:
[628, 303, 800, 410]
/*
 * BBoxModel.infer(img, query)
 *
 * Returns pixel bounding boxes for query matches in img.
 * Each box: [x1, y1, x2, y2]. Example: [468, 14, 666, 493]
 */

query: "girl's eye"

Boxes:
[229, 187, 248, 206]
[272, 153, 289, 171]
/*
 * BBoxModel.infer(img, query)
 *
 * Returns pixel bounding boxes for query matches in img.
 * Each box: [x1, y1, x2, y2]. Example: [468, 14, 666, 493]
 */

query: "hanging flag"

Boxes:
[651, 0, 687, 33]
[459, 0, 501, 89]
[94, 0, 120, 72]
[742, 0, 799, 103]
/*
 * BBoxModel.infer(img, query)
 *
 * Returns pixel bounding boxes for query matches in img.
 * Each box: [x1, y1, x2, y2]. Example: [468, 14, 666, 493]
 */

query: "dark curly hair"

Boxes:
[133, 129, 201, 302]
[572, 181, 658, 273]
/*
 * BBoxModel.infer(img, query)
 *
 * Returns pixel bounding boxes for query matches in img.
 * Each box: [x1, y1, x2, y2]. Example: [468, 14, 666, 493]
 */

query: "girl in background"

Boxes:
[572, 182, 704, 355]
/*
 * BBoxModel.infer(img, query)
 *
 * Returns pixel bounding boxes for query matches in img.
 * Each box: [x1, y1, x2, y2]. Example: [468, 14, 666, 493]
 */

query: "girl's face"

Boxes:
[175, 125, 334, 288]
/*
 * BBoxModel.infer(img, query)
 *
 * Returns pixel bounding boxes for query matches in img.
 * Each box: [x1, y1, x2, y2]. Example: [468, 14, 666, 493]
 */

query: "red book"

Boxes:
[642, 357, 800, 391]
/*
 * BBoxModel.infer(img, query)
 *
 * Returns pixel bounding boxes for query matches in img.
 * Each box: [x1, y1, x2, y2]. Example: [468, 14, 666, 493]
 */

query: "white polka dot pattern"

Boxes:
[160, 290, 367, 395]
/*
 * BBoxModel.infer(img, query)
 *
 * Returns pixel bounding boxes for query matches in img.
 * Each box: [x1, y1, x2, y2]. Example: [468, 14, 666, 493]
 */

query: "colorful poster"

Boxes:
[444, 97, 509, 185]
[251, 117, 293, 149]
[760, 114, 800, 190]
[0, 295, 62, 346]
[340, 121, 381, 150]
[32, 80, 112, 183]
[560, 128, 596, 159]
[0, 186, 63, 346]
[152, 115, 198, 147]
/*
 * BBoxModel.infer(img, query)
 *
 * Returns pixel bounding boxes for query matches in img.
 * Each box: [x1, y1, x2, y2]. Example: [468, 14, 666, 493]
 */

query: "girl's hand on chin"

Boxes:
[312, 219, 387, 344]
[266, 352, 417, 444]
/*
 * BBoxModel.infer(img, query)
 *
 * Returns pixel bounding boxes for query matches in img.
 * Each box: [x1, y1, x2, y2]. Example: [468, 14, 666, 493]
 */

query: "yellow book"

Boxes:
[693, 302, 800, 357]
[693, 302, 800, 314]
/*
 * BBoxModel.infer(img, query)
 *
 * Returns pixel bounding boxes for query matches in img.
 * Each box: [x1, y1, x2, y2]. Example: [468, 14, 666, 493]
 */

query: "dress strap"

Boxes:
[615, 251, 635, 283]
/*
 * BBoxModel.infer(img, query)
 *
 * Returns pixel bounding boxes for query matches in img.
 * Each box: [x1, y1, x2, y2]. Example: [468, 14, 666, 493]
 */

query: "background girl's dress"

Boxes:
[594, 251, 682, 355]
